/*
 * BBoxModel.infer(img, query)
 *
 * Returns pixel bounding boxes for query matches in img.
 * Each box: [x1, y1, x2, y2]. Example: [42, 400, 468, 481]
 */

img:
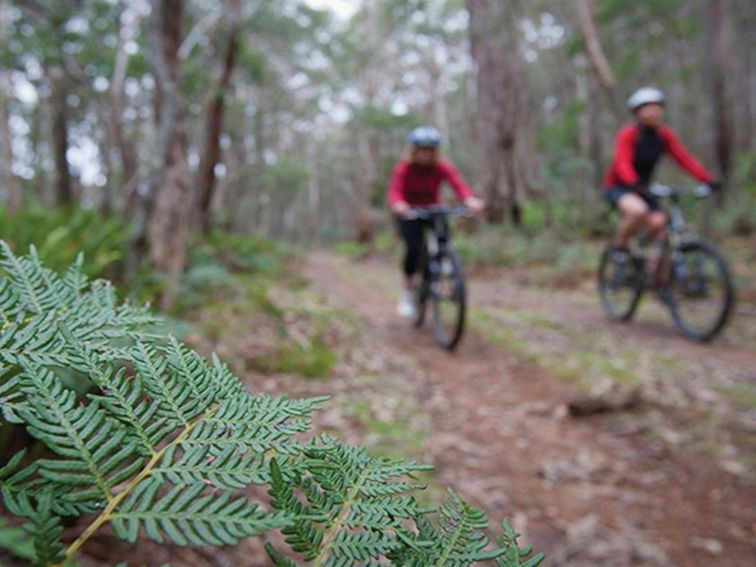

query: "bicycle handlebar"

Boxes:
[649, 183, 713, 199]
[405, 205, 471, 220]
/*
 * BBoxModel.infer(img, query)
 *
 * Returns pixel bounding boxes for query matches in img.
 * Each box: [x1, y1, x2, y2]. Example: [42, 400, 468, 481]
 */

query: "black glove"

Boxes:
[707, 180, 722, 193]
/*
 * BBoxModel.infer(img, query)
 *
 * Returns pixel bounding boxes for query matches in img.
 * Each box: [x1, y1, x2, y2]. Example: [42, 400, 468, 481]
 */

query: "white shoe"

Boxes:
[396, 291, 417, 319]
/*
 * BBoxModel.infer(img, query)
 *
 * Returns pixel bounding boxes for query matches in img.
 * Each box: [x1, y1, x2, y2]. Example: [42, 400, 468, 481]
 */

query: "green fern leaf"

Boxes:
[26, 491, 66, 567]
[111, 478, 288, 546]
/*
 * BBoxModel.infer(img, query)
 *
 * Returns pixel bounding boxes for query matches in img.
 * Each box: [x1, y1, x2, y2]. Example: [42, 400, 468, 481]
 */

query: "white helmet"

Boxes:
[627, 87, 665, 112]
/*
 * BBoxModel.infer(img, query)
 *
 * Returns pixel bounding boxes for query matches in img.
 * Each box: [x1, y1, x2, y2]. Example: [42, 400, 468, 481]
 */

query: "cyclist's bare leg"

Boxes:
[615, 193, 650, 249]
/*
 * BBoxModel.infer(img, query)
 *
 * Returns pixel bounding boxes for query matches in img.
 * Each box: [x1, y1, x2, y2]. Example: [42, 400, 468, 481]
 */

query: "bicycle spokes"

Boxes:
[431, 252, 466, 351]
[598, 248, 644, 322]
[668, 243, 733, 341]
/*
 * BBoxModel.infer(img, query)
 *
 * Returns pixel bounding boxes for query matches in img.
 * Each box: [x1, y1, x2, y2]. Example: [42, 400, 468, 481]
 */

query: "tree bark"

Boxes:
[109, 0, 140, 216]
[467, 0, 536, 225]
[354, 0, 380, 243]
[703, 0, 735, 185]
[50, 69, 73, 206]
[305, 134, 320, 243]
[574, 0, 622, 119]
[125, 0, 189, 311]
[196, 0, 241, 234]
[0, 0, 20, 213]
[146, 0, 191, 310]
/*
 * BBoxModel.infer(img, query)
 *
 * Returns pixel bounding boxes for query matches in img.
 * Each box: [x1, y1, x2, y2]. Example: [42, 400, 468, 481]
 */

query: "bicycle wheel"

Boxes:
[431, 249, 466, 351]
[667, 240, 734, 342]
[597, 246, 644, 322]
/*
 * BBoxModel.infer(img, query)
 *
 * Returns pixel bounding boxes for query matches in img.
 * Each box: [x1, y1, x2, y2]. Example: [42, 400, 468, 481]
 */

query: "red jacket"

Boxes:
[604, 124, 712, 188]
[387, 160, 473, 207]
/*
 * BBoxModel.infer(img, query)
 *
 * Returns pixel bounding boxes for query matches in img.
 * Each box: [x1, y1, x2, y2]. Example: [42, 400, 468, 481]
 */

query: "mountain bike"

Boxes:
[409, 205, 468, 351]
[598, 183, 734, 342]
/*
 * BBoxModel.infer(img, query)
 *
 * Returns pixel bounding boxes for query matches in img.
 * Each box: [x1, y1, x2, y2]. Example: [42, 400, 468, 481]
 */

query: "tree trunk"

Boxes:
[574, 0, 622, 120]
[125, 0, 189, 310]
[467, 0, 535, 225]
[353, 0, 379, 243]
[146, 0, 191, 310]
[196, 0, 241, 234]
[50, 69, 73, 206]
[305, 135, 320, 243]
[0, 0, 20, 213]
[703, 0, 735, 186]
[109, 1, 140, 216]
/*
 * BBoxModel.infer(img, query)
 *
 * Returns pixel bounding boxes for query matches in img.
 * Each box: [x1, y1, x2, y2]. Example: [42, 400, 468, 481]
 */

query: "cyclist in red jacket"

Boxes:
[605, 87, 718, 265]
[388, 126, 483, 318]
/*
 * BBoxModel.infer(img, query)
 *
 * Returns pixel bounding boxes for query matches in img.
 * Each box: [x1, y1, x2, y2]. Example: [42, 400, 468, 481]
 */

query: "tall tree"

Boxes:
[49, 66, 74, 206]
[467, 0, 537, 224]
[196, 0, 242, 234]
[107, 0, 141, 216]
[702, 0, 735, 185]
[135, 0, 191, 309]
[574, 0, 621, 120]
[0, 0, 20, 212]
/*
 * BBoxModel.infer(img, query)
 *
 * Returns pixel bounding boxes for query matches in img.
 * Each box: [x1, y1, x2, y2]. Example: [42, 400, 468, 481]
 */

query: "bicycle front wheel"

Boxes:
[597, 246, 644, 322]
[431, 250, 466, 351]
[667, 240, 734, 342]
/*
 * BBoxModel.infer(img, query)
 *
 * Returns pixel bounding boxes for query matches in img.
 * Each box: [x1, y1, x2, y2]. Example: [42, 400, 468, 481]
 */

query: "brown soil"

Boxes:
[301, 252, 756, 567]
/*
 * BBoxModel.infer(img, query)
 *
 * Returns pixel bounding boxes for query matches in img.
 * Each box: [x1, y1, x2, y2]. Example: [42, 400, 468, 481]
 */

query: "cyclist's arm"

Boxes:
[613, 125, 641, 186]
[438, 161, 474, 201]
[660, 127, 713, 183]
[387, 161, 409, 208]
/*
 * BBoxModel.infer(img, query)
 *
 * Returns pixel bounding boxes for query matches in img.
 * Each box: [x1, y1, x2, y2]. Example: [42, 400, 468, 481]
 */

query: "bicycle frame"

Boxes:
[407, 205, 467, 275]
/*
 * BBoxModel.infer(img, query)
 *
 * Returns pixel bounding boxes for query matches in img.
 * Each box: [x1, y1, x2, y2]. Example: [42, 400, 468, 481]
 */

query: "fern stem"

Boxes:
[312, 463, 372, 567]
[60, 406, 217, 564]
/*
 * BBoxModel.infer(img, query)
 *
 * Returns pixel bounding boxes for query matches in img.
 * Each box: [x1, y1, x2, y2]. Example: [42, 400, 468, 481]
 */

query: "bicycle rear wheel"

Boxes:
[597, 246, 644, 321]
[431, 250, 466, 351]
[667, 240, 734, 342]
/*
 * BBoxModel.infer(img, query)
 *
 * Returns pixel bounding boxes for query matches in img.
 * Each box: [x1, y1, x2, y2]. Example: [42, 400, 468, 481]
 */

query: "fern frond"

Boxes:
[183, 394, 327, 453]
[27, 491, 66, 567]
[266, 444, 432, 566]
[494, 520, 545, 567]
[0, 450, 44, 517]
[151, 444, 269, 489]
[388, 490, 507, 566]
[70, 348, 174, 456]
[131, 341, 207, 426]
[0, 243, 65, 315]
[13, 363, 142, 511]
[0, 246, 543, 565]
[111, 478, 287, 546]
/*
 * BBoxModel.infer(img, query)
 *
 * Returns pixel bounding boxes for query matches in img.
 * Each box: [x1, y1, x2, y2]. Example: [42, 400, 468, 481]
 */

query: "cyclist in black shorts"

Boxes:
[603, 87, 718, 271]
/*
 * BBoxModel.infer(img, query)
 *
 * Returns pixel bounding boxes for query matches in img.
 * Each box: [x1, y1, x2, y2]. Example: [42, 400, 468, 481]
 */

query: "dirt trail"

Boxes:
[306, 252, 756, 566]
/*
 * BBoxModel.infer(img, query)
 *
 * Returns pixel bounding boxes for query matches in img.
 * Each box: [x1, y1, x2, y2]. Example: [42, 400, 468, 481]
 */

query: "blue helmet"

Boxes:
[408, 126, 442, 147]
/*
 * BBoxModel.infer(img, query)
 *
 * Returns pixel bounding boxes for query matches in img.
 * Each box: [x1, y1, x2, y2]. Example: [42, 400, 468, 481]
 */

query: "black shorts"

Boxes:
[605, 186, 661, 212]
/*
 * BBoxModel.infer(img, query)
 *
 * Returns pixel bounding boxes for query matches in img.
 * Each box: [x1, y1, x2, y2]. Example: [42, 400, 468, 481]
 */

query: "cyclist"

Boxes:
[387, 126, 484, 318]
[604, 87, 719, 276]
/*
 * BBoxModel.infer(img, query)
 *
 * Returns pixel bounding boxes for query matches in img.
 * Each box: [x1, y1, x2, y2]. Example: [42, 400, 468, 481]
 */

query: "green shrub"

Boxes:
[190, 231, 293, 276]
[254, 340, 338, 379]
[0, 244, 543, 567]
[0, 205, 127, 278]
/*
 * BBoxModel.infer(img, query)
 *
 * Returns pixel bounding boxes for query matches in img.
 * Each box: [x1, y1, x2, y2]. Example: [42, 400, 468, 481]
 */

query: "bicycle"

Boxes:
[408, 205, 468, 351]
[598, 183, 735, 342]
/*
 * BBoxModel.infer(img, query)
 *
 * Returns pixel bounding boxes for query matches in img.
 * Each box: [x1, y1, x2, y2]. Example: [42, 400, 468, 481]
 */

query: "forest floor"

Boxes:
[72, 244, 756, 566]
[228, 248, 753, 567]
